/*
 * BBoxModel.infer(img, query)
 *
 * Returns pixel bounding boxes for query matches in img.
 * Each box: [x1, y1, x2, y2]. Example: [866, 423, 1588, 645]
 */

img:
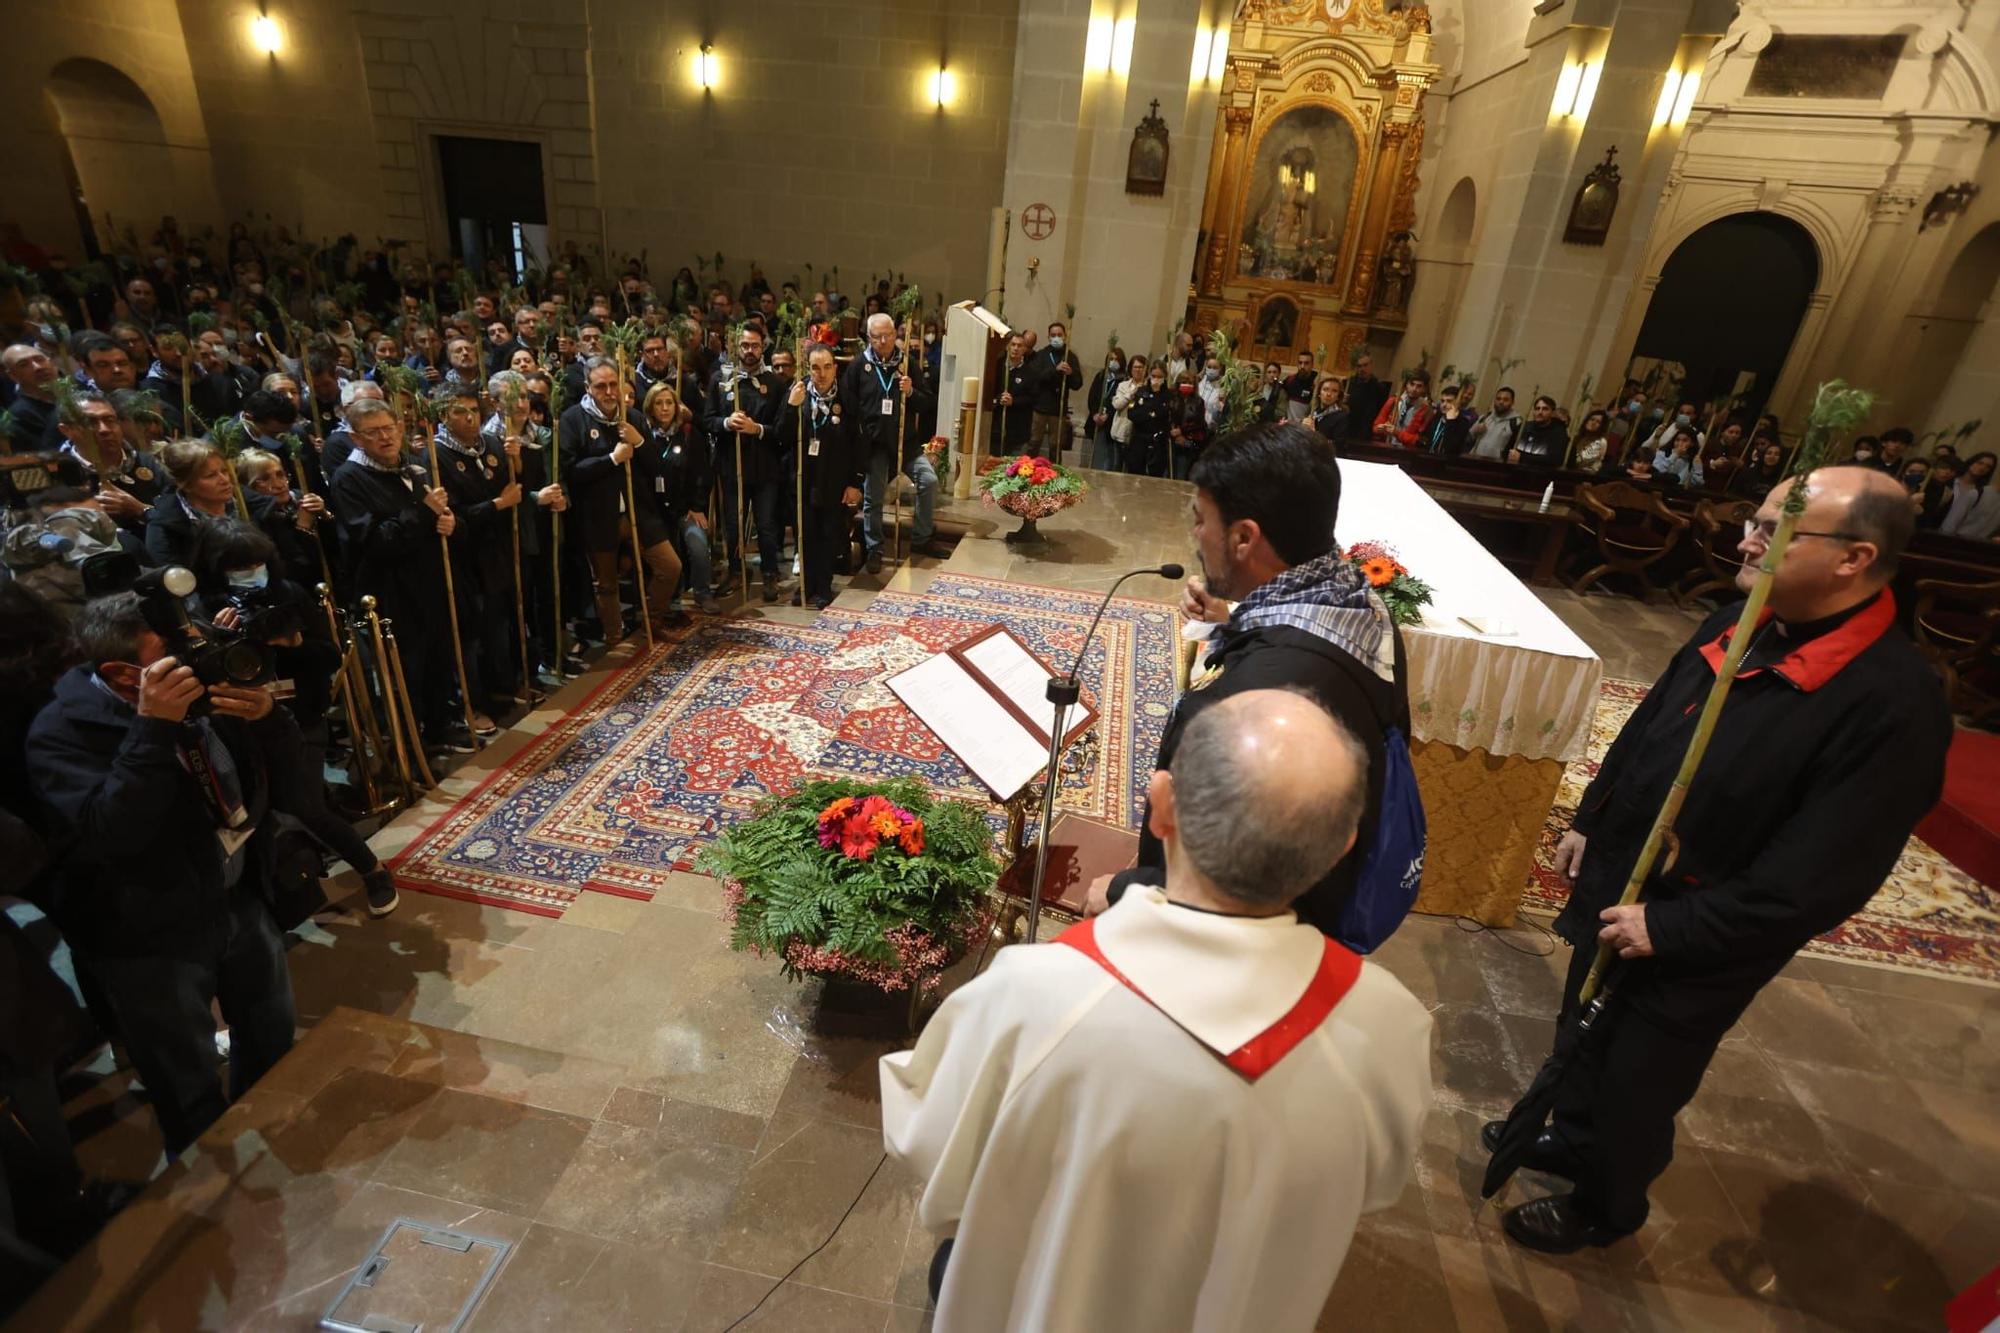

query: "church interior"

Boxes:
[4, 0, 1999, 1328]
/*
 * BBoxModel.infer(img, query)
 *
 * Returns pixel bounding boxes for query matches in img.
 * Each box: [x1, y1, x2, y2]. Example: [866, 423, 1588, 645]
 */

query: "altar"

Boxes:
[1335, 460, 1602, 925]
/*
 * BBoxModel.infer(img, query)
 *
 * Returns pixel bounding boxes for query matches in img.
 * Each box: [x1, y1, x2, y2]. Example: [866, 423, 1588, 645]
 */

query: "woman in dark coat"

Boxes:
[1126, 363, 1172, 479]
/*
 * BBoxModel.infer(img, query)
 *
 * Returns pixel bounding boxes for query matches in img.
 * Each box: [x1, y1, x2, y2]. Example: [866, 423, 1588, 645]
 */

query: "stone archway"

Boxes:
[1630, 210, 1819, 420]
[1917, 222, 2000, 441]
[43, 58, 175, 256]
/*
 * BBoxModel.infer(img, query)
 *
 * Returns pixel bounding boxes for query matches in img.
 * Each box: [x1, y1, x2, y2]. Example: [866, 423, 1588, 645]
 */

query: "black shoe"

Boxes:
[440, 729, 478, 755]
[561, 655, 586, 680]
[812, 594, 834, 611]
[1501, 1194, 1624, 1255]
[865, 550, 884, 574]
[362, 867, 400, 918]
[762, 576, 780, 604]
[1481, 1120, 1583, 1181]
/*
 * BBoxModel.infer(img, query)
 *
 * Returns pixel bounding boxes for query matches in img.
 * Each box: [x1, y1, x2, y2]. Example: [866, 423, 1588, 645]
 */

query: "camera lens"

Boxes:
[218, 640, 271, 686]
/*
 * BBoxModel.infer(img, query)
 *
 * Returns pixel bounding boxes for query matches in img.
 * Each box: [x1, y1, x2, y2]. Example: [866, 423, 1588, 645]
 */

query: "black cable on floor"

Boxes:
[1411, 908, 1561, 957]
[723, 1151, 890, 1331]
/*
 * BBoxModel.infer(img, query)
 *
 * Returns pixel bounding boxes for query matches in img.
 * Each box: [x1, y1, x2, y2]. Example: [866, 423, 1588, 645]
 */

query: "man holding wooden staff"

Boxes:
[1493, 465, 1949, 1254]
[431, 382, 524, 723]
[702, 327, 784, 600]
[1027, 321, 1081, 458]
[842, 314, 943, 574]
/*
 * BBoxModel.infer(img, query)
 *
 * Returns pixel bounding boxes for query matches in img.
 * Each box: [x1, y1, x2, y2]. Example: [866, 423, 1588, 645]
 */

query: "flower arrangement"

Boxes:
[700, 777, 999, 994]
[978, 454, 1089, 521]
[1343, 540, 1435, 627]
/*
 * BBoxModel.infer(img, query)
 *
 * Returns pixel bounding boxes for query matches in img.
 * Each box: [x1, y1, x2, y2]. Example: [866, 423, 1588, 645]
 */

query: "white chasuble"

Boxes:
[880, 886, 1434, 1332]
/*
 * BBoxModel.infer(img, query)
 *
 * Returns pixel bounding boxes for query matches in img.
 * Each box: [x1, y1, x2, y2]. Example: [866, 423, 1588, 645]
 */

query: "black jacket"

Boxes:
[641, 422, 712, 521]
[1111, 621, 1402, 939]
[481, 425, 553, 557]
[1345, 374, 1390, 442]
[1127, 386, 1173, 453]
[430, 431, 513, 590]
[777, 388, 865, 508]
[55, 445, 166, 539]
[702, 368, 786, 483]
[1283, 369, 1318, 406]
[559, 403, 652, 554]
[329, 456, 449, 622]
[838, 350, 934, 464]
[25, 667, 290, 959]
[1559, 593, 1950, 1036]
[1311, 405, 1350, 447]
[993, 360, 1036, 447]
[143, 488, 211, 569]
[1029, 348, 1081, 415]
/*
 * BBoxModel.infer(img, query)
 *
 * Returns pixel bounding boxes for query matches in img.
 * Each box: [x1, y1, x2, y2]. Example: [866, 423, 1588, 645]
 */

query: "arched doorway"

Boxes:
[43, 58, 173, 258]
[1631, 212, 1819, 419]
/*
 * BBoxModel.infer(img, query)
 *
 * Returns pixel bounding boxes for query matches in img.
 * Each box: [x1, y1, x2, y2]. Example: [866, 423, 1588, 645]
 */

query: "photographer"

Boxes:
[24, 593, 300, 1158]
[187, 518, 399, 918]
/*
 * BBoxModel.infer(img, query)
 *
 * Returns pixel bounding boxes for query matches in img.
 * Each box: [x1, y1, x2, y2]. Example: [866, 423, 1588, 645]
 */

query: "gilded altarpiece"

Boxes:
[1191, 0, 1440, 369]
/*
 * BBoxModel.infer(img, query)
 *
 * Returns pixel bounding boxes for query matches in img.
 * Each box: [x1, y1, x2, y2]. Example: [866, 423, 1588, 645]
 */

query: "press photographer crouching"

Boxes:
[24, 586, 300, 1159]
[182, 518, 399, 919]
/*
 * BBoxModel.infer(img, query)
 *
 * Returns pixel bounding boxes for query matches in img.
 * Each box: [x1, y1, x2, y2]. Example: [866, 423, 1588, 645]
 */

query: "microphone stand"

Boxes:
[1020, 562, 1183, 945]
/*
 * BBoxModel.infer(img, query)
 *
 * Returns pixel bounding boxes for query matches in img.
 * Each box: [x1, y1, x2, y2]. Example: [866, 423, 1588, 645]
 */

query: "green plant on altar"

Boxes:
[700, 778, 999, 991]
[978, 454, 1089, 520]
[1342, 540, 1435, 628]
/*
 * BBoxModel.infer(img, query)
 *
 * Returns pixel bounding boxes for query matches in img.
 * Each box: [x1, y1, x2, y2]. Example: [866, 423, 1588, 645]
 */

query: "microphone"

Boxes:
[1022, 561, 1184, 945]
[1063, 563, 1185, 691]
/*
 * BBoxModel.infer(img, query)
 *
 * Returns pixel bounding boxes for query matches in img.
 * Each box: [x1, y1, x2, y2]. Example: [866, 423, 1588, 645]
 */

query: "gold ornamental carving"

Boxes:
[1306, 71, 1334, 93]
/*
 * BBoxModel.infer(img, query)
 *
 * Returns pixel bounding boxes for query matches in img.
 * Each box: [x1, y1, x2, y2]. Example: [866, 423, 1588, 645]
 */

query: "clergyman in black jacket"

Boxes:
[1495, 465, 1951, 1256]
[25, 593, 300, 1159]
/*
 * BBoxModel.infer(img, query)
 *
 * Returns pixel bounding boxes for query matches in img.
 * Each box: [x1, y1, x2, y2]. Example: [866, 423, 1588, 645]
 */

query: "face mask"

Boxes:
[1049, 337, 1065, 350]
[1627, 399, 1643, 413]
[1675, 413, 1692, 426]
[1203, 368, 1221, 381]
[227, 564, 270, 591]
[1178, 384, 1195, 395]
[1107, 360, 1122, 374]
[1149, 380, 1165, 392]
[924, 332, 936, 344]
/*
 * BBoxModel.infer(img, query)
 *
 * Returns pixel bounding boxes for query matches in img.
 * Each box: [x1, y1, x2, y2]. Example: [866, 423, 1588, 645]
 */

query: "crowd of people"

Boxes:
[0, 227, 972, 1302]
[0, 218, 1978, 1322]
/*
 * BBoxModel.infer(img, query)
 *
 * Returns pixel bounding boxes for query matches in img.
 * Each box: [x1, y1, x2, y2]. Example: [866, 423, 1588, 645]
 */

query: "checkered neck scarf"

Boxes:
[1225, 551, 1395, 683]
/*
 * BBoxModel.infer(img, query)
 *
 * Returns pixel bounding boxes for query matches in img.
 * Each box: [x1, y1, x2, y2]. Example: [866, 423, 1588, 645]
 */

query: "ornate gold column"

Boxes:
[1200, 105, 1255, 297]
[1344, 120, 1414, 315]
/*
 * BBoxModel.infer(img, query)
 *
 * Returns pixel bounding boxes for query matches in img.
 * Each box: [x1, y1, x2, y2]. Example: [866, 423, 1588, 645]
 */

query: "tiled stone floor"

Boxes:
[28, 466, 2000, 1331]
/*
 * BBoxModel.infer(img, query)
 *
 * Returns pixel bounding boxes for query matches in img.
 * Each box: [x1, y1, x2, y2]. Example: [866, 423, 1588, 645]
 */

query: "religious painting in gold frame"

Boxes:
[1235, 103, 1363, 287]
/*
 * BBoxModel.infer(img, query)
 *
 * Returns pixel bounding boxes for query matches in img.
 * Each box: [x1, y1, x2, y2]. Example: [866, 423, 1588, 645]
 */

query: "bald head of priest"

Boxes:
[880, 687, 1433, 1330]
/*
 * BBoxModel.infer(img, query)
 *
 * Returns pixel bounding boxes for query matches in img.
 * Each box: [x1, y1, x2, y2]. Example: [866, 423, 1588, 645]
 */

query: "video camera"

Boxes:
[81, 553, 277, 695]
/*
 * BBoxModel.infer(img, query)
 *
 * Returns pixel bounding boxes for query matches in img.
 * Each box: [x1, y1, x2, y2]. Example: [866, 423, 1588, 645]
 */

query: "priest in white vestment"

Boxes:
[881, 689, 1434, 1331]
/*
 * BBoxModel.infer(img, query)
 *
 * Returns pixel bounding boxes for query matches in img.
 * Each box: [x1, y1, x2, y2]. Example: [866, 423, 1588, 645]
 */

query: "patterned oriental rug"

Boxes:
[388, 575, 1181, 917]
[1524, 679, 2000, 987]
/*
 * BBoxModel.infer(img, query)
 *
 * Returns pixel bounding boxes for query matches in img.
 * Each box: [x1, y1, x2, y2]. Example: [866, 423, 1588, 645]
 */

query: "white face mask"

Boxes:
[1049, 337, 1065, 350]
[923, 332, 936, 344]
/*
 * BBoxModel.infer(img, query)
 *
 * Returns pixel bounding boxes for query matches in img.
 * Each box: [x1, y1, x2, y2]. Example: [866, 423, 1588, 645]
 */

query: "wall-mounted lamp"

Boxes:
[251, 13, 283, 55]
[929, 66, 958, 109]
[1652, 68, 1699, 129]
[1189, 25, 1229, 86]
[1549, 59, 1600, 122]
[691, 43, 720, 91]
[1085, 16, 1114, 76]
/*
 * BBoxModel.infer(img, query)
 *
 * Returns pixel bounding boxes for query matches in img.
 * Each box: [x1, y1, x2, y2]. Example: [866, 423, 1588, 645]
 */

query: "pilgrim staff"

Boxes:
[423, 430, 481, 739]
[616, 346, 654, 649]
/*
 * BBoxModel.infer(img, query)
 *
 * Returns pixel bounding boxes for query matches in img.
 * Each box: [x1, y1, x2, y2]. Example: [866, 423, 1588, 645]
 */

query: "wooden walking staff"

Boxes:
[795, 336, 808, 598]
[290, 451, 337, 592]
[361, 595, 420, 796]
[319, 584, 387, 815]
[896, 320, 911, 564]
[548, 375, 568, 673]
[1574, 379, 1877, 1007]
[736, 368, 752, 596]
[506, 443, 531, 702]
[615, 346, 654, 650]
[422, 431, 481, 738]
